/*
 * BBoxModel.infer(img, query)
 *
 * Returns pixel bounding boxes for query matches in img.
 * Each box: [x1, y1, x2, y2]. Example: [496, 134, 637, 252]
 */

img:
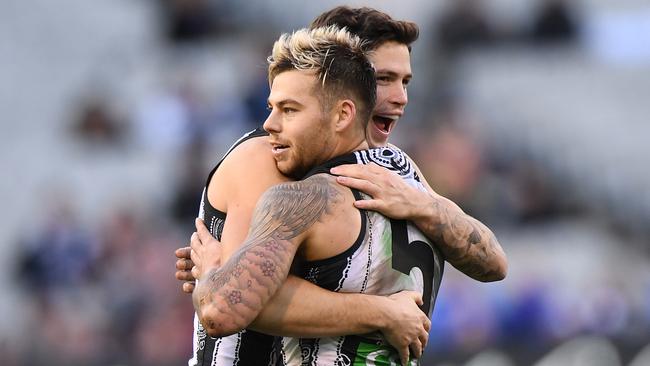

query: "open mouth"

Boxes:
[270, 143, 289, 154]
[372, 115, 398, 134]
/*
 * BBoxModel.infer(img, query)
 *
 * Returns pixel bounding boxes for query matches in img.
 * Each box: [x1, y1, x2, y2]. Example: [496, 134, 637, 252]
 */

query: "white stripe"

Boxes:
[188, 314, 200, 366]
[211, 337, 222, 366]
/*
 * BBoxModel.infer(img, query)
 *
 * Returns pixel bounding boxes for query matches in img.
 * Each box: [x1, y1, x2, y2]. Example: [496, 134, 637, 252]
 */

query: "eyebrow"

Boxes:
[267, 98, 304, 108]
[375, 70, 412, 79]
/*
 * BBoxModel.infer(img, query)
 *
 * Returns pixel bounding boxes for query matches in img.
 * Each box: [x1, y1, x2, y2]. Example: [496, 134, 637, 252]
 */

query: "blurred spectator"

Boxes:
[413, 102, 485, 208]
[530, 0, 579, 44]
[165, 0, 219, 42]
[243, 69, 272, 130]
[170, 138, 208, 231]
[507, 158, 561, 223]
[133, 79, 211, 153]
[429, 0, 496, 108]
[71, 99, 125, 148]
[435, 0, 494, 56]
[14, 205, 191, 365]
[16, 201, 101, 294]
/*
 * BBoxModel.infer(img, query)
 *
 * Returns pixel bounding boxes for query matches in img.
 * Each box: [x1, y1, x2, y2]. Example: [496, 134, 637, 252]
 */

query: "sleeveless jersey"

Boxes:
[279, 146, 445, 366]
[189, 127, 282, 366]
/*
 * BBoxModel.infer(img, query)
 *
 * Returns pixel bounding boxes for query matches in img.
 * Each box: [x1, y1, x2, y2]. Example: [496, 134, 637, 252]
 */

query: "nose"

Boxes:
[390, 84, 408, 107]
[263, 110, 280, 134]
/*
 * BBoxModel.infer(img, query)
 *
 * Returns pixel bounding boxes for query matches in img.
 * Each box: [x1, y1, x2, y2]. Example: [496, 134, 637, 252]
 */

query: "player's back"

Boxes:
[190, 127, 289, 366]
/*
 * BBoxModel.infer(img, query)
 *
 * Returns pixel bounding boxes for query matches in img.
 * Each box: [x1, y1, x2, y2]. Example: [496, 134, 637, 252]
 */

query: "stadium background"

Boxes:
[1, 0, 649, 365]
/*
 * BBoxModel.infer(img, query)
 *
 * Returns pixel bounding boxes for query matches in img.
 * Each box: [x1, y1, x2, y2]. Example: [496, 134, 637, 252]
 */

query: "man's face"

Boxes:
[263, 70, 336, 179]
[366, 41, 412, 147]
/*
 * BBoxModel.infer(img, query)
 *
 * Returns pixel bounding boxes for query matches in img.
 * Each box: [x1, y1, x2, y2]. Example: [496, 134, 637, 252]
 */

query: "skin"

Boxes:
[366, 41, 411, 148]
[176, 39, 507, 364]
[186, 69, 428, 364]
[192, 69, 428, 366]
[336, 41, 507, 281]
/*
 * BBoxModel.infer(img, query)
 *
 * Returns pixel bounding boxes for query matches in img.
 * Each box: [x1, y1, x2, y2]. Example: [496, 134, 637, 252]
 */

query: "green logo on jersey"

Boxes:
[353, 342, 417, 366]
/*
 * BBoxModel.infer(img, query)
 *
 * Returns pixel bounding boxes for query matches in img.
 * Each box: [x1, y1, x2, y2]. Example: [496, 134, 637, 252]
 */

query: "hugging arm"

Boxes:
[332, 158, 507, 282]
[192, 176, 341, 337]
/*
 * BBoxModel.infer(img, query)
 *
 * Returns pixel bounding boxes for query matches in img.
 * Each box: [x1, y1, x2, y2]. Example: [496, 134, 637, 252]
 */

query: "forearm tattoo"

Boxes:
[193, 175, 341, 331]
[426, 198, 506, 281]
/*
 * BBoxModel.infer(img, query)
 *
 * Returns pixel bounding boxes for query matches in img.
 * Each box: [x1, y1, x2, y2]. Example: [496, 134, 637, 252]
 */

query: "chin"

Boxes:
[368, 134, 389, 148]
[277, 162, 302, 179]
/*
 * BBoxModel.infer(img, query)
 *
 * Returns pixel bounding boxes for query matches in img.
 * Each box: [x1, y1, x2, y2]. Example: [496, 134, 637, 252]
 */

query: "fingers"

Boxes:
[182, 281, 195, 293]
[419, 324, 429, 350]
[398, 346, 410, 366]
[409, 291, 424, 306]
[191, 265, 201, 280]
[400, 290, 423, 306]
[335, 176, 379, 196]
[176, 258, 194, 270]
[190, 232, 201, 251]
[352, 199, 381, 211]
[176, 269, 194, 281]
[190, 247, 198, 267]
[413, 292, 423, 307]
[175, 247, 191, 259]
[409, 339, 423, 362]
[195, 218, 212, 240]
[330, 164, 373, 179]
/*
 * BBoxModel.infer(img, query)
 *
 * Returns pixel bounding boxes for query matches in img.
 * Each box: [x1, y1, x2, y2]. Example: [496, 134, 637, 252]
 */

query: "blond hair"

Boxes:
[267, 26, 376, 127]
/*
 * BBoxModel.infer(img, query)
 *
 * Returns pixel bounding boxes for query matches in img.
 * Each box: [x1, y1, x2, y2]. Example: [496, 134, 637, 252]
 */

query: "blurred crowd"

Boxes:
[3, 0, 650, 365]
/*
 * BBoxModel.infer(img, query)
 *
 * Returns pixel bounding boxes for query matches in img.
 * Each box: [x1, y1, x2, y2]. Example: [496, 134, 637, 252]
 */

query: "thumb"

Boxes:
[195, 218, 211, 239]
[409, 291, 424, 306]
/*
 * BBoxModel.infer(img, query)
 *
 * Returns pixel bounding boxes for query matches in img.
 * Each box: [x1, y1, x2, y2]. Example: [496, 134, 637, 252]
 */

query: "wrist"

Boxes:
[411, 191, 438, 224]
[368, 296, 393, 333]
[198, 264, 218, 281]
[347, 294, 392, 333]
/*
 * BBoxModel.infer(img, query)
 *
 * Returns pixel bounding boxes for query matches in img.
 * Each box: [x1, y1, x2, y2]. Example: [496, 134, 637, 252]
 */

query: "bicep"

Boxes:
[195, 176, 342, 335]
[220, 203, 256, 262]
[215, 141, 290, 260]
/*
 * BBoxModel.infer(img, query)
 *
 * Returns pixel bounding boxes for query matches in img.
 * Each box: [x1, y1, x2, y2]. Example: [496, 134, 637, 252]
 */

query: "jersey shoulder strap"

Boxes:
[302, 146, 420, 182]
[204, 126, 269, 187]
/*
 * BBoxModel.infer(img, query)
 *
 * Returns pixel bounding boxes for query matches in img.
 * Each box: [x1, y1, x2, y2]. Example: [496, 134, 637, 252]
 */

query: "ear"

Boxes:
[333, 99, 357, 133]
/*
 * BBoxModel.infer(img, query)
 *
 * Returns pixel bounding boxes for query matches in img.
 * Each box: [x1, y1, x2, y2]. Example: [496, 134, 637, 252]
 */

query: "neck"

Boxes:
[329, 134, 368, 160]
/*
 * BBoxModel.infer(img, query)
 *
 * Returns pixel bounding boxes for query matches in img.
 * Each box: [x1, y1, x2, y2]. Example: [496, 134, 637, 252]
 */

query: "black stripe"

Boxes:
[197, 334, 216, 366]
[339, 335, 364, 365]
[301, 152, 358, 179]
[235, 330, 276, 366]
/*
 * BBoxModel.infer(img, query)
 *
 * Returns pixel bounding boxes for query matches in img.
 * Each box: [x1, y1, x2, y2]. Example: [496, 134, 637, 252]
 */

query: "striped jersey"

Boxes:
[279, 146, 445, 366]
[190, 127, 282, 366]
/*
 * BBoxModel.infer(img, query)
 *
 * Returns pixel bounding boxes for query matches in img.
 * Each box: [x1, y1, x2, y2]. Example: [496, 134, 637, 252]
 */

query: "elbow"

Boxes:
[481, 255, 508, 282]
[488, 264, 508, 282]
[198, 304, 250, 338]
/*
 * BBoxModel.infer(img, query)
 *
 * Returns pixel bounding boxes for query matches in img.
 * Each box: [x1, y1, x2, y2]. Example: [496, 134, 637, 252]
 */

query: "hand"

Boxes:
[331, 163, 429, 220]
[175, 246, 196, 293]
[189, 218, 222, 281]
[380, 291, 430, 366]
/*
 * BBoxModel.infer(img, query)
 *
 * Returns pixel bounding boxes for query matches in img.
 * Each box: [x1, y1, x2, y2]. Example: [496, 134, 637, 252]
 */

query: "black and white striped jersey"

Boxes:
[279, 146, 445, 366]
[190, 127, 282, 366]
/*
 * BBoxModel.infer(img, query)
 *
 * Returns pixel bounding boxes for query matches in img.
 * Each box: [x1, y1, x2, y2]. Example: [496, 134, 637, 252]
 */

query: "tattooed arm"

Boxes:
[408, 157, 507, 281]
[192, 175, 341, 337]
[332, 158, 507, 282]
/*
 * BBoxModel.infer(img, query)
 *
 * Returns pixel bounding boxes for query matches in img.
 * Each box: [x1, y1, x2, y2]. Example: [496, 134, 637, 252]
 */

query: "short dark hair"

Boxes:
[268, 26, 377, 130]
[310, 6, 419, 51]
